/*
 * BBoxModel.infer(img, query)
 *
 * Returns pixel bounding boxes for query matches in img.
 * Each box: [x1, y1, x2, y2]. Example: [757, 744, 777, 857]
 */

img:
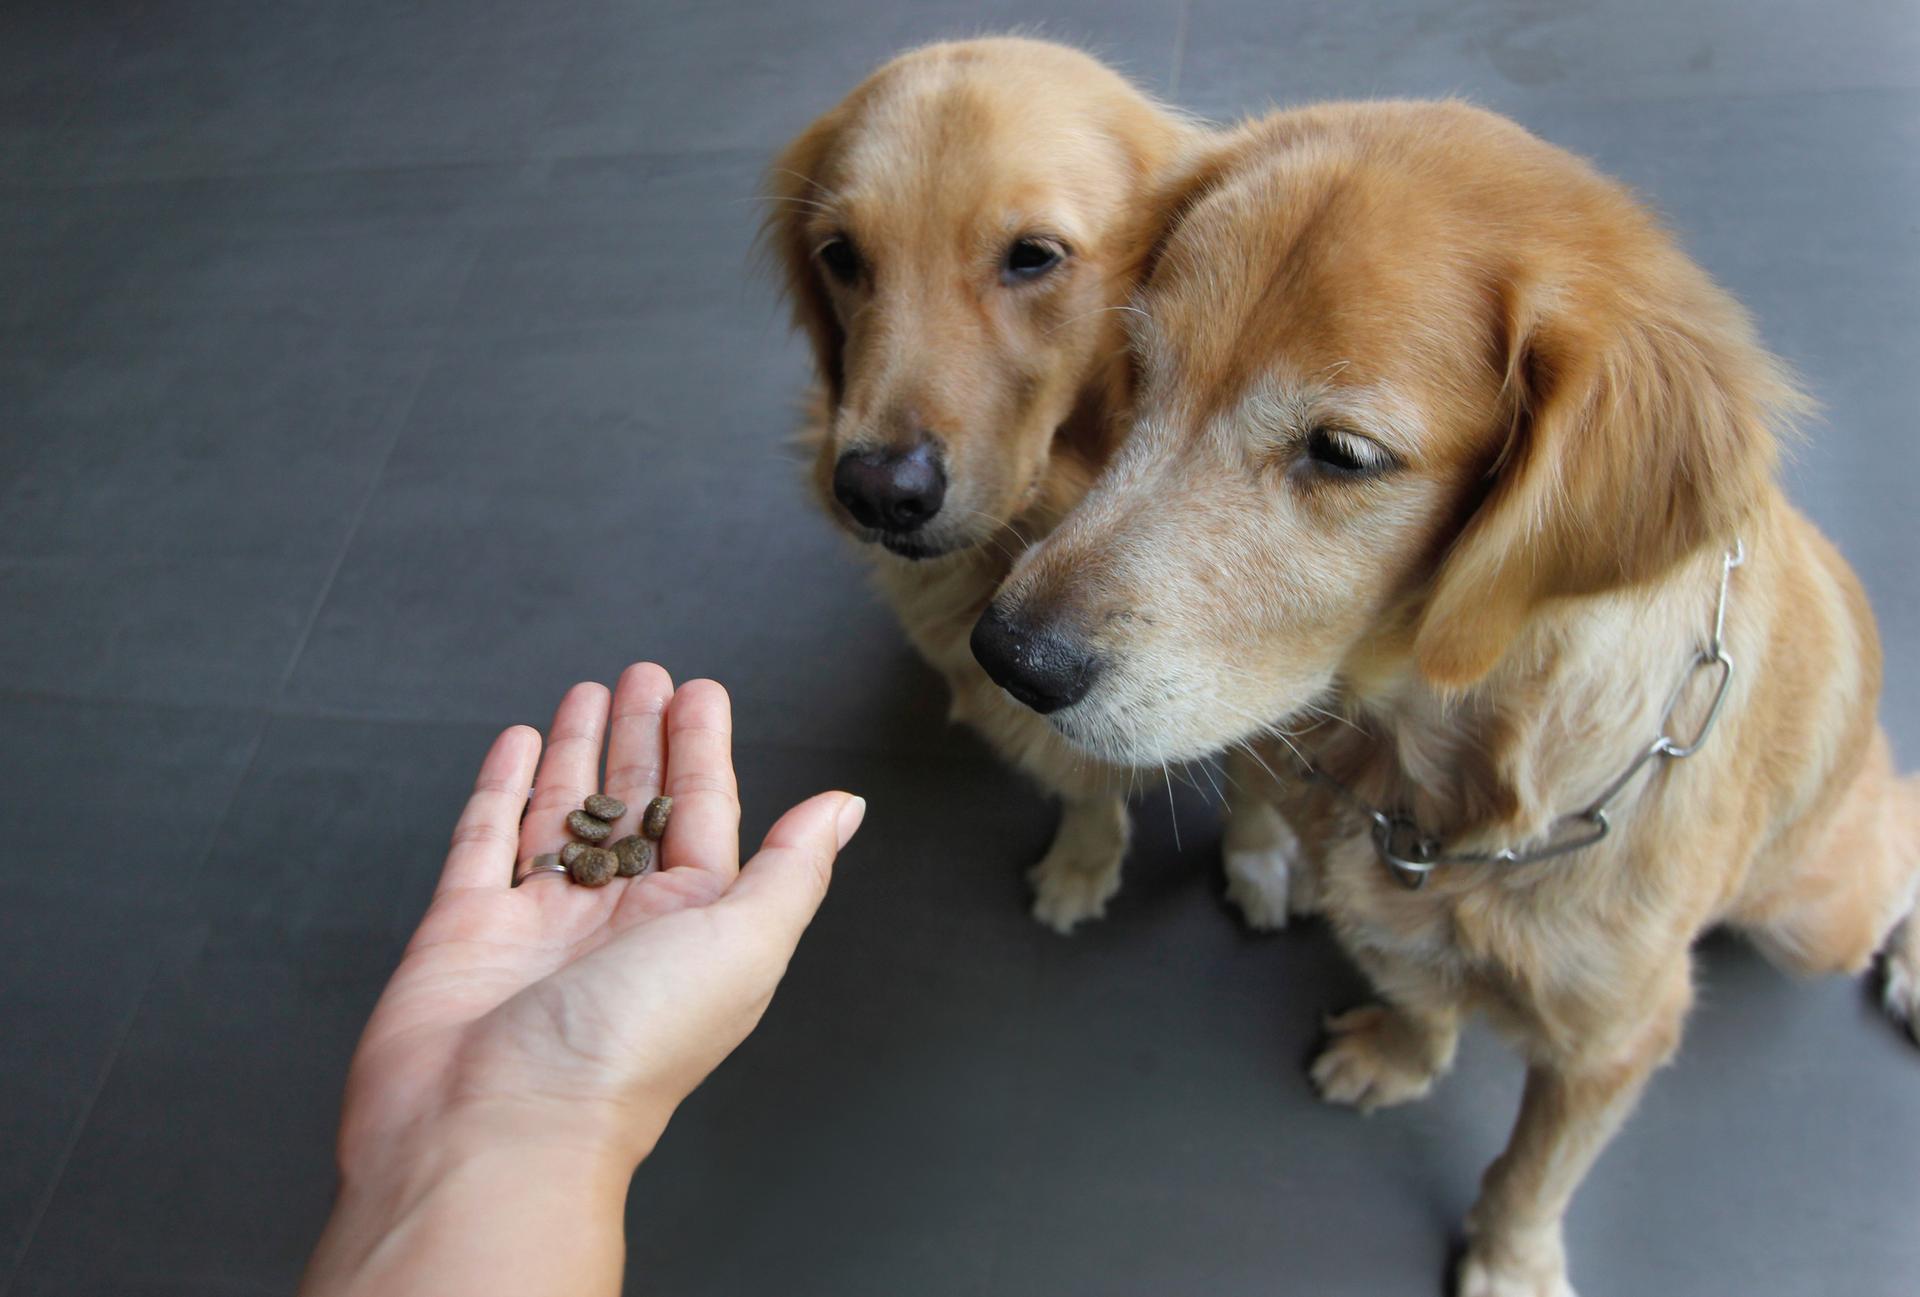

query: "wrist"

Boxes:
[307, 1085, 675, 1297]
[344, 1084, 670, 1190]
[351, 1123, 627, 1209]
[307, 1125, 640, 1297]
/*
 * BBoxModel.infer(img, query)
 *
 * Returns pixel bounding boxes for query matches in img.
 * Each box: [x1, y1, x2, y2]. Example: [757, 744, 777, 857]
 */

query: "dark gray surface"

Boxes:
[2, 2, 1915, 1294]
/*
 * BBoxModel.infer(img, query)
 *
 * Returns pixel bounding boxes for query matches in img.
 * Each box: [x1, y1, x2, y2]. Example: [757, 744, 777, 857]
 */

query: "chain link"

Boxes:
[1306, 541, 1746, 890]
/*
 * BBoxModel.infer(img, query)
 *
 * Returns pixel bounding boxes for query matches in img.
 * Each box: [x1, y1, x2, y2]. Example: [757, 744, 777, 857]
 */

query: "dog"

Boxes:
[972, 100, 1920, 1295]
[765, 37, 1239, 931]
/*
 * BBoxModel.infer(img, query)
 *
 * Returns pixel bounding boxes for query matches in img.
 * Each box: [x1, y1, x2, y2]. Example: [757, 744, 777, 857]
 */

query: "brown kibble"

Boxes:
[582, 792, 626, 822]
[566, 809, 613, 842]
[611, 834, 655, 877]
[559, 841, 589, 867]
[641, 795, 672, 840]
[568, 846, 618, 887]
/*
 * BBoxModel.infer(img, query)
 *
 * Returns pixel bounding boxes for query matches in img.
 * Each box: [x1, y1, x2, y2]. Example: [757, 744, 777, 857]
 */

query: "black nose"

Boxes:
[833, 441, 947, 534]
[969, 601, 1101, 715]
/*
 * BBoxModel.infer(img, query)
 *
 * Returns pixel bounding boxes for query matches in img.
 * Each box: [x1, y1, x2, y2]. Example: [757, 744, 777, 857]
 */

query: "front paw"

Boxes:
[1028, 856, 1120, 934]
[1026, 799, 1126, 935]
[1878, 944, 1920, 1047]
[1223, 845, 1295, 930]
[1457, 1240, 1576, 1297]
[1310, 1005, 1443, 1112]
[1221, 800, 1315, 928]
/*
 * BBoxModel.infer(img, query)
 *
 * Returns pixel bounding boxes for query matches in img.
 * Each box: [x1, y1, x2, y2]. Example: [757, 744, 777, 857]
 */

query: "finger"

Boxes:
[717, 792, 864, 949]
[659, 679, 740, 880]
[601, 662, 675, 838]
[522, 681, 611, 853]
[437, 725, 542, 894]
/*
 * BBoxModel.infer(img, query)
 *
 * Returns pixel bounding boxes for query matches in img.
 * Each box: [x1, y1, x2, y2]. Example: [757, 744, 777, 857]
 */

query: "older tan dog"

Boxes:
[765, 38, 1219, 930]
[974, 101, 1920, 1295]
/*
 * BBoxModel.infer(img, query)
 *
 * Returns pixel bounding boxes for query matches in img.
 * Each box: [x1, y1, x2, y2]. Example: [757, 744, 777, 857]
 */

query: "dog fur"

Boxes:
[763, 38, 1215, 931]
[989, 101, 1920, 1295]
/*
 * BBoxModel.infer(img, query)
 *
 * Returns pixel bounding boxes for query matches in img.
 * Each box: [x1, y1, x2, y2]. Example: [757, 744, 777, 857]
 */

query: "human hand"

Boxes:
[337, 662, 865, 1184]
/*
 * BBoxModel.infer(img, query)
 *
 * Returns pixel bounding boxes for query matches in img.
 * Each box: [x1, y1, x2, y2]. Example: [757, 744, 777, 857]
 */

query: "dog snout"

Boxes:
[970, 600, 1103, 715]
[832, 439, 947, 535]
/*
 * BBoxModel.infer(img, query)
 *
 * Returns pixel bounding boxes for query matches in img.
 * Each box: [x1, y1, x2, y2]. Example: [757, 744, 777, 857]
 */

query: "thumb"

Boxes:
[717, 791, 865, 949]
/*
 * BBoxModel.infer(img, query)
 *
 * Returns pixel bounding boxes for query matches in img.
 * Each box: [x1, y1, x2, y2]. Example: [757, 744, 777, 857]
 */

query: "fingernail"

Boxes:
[834, 795, 867, 849]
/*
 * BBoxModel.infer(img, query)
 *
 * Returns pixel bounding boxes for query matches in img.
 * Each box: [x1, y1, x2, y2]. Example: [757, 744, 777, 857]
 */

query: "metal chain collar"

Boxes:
[1305, 541, 1746, 890]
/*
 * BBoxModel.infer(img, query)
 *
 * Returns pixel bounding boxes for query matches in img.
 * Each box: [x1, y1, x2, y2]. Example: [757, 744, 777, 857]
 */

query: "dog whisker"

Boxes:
[1195, 756, 1227, 807]
[766, 167, 848, 206]
[1162, 763, 1181, 851]
[1043, 303, 1152, 337]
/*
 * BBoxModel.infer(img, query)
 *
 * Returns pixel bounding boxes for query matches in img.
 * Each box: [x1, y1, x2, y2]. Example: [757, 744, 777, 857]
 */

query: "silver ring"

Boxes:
[512, 853, 569, 887]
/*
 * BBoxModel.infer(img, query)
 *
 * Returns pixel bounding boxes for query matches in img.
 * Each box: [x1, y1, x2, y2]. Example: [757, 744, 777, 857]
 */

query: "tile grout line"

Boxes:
[257, 223, 488, 717]
[0, 951, 172, 1297]
[0, 138, 772, 197]
[0, 677, 1119, 766]
[1, 228, 480, 1293]
[0, 684, 264, 722]
[1168, 0, 1194, 102]
[1, 691, 257, 1292]
[268, 352, 444, 705]
[11, 84, 1920, 198]
[973, 933, 1051, 1297]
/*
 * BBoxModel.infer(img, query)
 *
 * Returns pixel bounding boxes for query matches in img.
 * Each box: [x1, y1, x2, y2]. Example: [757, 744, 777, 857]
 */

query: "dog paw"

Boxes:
[1879, 951, 1920, 1047]
[1457, 1245, 1577, 1297]
[1028, 858, 1120, 935]
[1224, 802, 1317, 927]
[1310, 1005, 1442, 1112]
[1223, 846, 1293, 930]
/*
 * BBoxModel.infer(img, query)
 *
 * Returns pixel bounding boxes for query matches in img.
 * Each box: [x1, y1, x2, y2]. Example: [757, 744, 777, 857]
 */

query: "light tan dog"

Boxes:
[765, 38, 1230, 930]
[974, 101, 1920, 1295]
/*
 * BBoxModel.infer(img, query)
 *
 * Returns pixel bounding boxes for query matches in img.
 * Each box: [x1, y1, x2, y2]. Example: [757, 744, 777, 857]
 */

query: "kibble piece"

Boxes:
[566, 809, 614, 842]
[559, 841, 589, 867]
[611, 834, 655, 878]
[582, 793, 626, 822]
[641, 795, 673, 840]
[568, 846, 619, 887]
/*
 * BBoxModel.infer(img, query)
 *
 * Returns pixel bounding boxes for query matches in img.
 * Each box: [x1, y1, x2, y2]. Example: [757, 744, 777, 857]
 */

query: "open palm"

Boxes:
[335, 662, 862, 1175]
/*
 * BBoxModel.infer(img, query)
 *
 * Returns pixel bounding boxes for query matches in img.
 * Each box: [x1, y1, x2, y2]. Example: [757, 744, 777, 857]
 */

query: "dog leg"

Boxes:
[1311, 999, 1460, 1113]
[1876, 774, 1920, 1045]
[1220, 748, 1317, 928]
[1029, 793, 1130, 934]
[1458, 965, 1691, 1297]
[1737, 734, 1920, 1045]
[945, 674, 1132, 932]
[1881, 920, 1920, 1045]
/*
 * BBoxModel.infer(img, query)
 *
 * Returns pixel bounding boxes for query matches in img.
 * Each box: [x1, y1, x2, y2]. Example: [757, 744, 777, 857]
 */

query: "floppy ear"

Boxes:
[1118, 123, 1265, 296]
[763, 113, 846, 400]
[1414, 261, 1798, 688]
[1103, 122, 1272, 422]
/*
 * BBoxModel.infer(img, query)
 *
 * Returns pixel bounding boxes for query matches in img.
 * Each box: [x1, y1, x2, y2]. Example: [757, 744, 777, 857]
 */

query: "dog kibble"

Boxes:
[566, 809, 613, 842]
[559, 841, 589, 867]
[641, 795, 673, 840]
[611, 834, 655, 877]
[582, 793, 626, 822]
[568, 846, 619, 887]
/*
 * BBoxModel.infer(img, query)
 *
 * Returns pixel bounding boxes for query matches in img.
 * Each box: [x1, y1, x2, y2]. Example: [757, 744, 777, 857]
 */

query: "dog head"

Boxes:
[973, 102, 1799, 763]
[765, 37, 1194, 560]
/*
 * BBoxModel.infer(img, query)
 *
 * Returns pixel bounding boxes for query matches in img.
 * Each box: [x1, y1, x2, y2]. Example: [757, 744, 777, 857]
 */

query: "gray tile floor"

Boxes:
[2, 3, 1916, 1294]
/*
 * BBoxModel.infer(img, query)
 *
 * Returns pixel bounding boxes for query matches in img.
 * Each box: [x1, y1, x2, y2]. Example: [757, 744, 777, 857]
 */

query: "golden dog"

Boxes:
[975, 101, 1920, 1295]
[765, 38, 1226, 930]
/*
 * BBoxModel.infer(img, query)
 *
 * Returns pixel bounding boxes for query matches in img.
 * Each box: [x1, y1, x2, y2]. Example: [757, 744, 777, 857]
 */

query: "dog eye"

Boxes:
[1002, 238, 1066, 283]
[1304, 426, 1395, 478]
[814, 236, 862, 285]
